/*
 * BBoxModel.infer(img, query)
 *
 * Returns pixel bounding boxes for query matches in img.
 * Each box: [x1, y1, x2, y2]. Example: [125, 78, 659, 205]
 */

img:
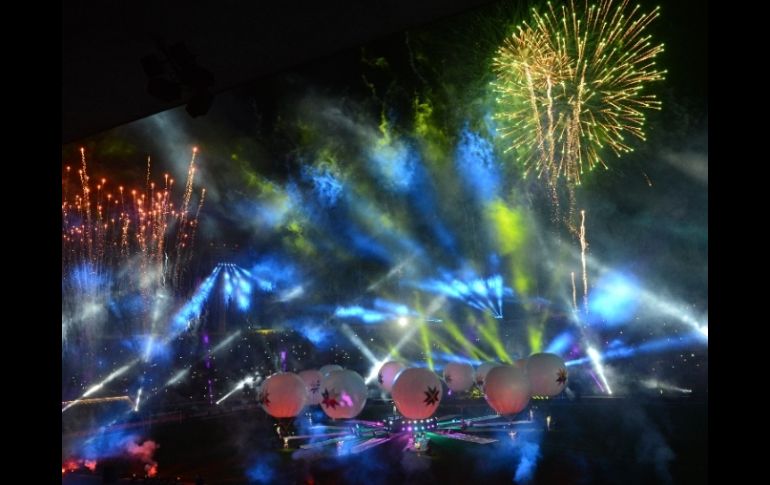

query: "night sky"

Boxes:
[62, 0, 707, 394]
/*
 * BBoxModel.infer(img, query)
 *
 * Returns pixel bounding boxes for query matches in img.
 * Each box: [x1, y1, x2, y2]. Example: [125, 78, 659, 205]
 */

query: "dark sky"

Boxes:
[62, 0, 707, 382]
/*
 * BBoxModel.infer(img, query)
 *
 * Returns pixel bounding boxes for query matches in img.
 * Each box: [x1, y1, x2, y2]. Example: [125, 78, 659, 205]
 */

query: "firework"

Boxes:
[579, 209, 588, 311]
[492, 0, 664, 207]
[62, 148, 205, 338]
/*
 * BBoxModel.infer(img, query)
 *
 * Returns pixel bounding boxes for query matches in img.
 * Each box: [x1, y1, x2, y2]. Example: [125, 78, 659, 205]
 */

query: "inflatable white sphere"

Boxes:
[319, 370, 368, 419]
[259, 372, 308, 418]
[527, 353, 567, 397]
[443, 362, 475, 392]
[319, 364, 343, 376]
[377, 361, 406, 392]
[298, 369, 324, 405]
[475, 362, 501, 389]
[527, 352, 568, 397]
[484, 365, 530, 415]
[391, 368, 443, 420]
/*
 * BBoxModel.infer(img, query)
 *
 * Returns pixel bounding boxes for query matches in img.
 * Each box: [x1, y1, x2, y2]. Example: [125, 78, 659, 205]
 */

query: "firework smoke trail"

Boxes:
[79, 147, 94, 265]
[172, 148, 199, 286]
[146, 156, 151, 196]
[63, 165, 71, 202]
[492, 0, 665, 220]
[580, 209, 588, 312]
[186, 188, 206, 261]
[559, 209, 611, 393]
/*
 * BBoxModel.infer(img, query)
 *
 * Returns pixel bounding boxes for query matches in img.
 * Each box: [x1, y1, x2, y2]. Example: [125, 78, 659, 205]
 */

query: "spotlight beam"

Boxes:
[586, 347, 612, 395]
[340, 324, 379, 365]
[216, 374, 262, 405]
[163, 330, 242, 387]
[62, 359, 140, 412]
[365, 296, 446, 383]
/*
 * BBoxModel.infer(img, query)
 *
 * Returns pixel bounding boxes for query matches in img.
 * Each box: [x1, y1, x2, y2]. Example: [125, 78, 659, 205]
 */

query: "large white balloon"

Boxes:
[319, 364, 343, 376]
[377, 361, 406, 393]
[527, 352, 568, 397]
[298, 369, 324, 405]
[443, 362, 474, 392]
[319, 370, 368, 419]
[475, 362, 501, 389]
[259, 372, 308, 418]
[391, 368, 443, 420]
[484, 365, 530, 415]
